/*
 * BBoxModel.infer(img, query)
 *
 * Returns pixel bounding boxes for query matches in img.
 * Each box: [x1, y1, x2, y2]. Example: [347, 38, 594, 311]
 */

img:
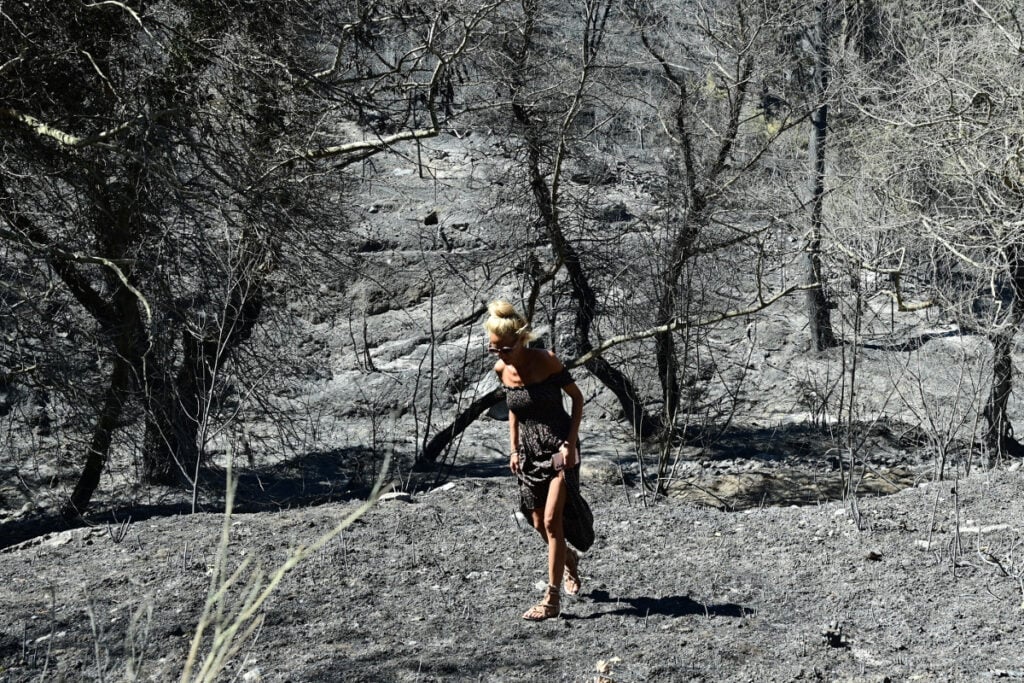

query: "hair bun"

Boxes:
[487, 300, 516, 319]
[483, 299, 536, 342]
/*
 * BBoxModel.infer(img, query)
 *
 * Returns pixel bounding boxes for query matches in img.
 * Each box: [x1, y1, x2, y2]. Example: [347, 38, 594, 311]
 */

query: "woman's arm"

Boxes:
[562, 381, 583, 467]
[509, 410, 520, 472]
[543, 349, 582, 467]
[564, 381, 583, 445]
[497, 360, 520, 472]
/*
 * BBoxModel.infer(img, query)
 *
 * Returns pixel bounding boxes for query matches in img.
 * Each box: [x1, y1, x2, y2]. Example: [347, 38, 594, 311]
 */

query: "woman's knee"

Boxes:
[543, 513, 563, 538]
[531, 510, 546, 532]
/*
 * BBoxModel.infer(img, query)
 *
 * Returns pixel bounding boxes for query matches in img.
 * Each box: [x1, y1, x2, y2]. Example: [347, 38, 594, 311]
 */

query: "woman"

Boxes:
[485, 300, 586, 620]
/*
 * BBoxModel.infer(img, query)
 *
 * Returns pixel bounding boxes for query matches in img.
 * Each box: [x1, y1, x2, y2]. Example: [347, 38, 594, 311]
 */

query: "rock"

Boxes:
[424, 210, 438, 225]
[512, 510, 532, 530]
[378, 491, 413, 504]
[580, 457, 620, 485]
[357, 238, 395, 253]
[596, 202, 633, 223]
[486, 399, 509, 421]
[822, 621, 849, 649]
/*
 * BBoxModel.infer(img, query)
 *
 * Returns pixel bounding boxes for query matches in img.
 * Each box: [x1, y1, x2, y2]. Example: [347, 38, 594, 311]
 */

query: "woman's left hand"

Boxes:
[559, 441, 577, 469]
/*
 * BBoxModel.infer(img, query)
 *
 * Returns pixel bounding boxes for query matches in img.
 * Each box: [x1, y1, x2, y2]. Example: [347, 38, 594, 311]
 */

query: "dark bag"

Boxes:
[562, 468, 595, 552]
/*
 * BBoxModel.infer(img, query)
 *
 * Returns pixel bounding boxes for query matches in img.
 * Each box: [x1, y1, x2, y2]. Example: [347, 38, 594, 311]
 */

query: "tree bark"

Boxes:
[984, 245, 1024, 460]
[516, 105, 658, 439]
[805, 1, 838, 351]
[143, 372, 197, 485]
[654, 214, 701, 424]
[983, 330, 1024, 459]
[62, 354, 134, 518]
[417, 388, 504, 467]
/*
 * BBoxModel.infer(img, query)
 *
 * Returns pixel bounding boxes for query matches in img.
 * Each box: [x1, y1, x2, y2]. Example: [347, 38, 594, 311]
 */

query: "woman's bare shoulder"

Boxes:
[539, 348, 564, 371]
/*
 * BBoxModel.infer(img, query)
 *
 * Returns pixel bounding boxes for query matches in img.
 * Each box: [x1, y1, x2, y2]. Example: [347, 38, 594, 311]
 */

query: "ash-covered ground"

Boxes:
[3, 458, 1024, 682]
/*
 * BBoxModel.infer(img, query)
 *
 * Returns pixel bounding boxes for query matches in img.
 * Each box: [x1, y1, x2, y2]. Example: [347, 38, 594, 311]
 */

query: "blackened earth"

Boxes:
[3, 464, 1024, 682]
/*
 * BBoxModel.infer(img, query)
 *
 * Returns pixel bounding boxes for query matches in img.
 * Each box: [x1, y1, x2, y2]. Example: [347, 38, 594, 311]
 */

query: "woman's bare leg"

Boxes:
[522, 477, 569, 620]
[530, 476, 571, 586]
[529, 528, 577, 597]
[531, 508, 547, 542]
[542, 475, 568, 589]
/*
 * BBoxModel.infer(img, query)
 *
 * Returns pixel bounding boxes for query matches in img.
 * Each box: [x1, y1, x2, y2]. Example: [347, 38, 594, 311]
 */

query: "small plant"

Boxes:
[179, 449, 391, 683]
[794, 364, 838, 429]
[105, 515, 133, 545]
[125, 602, 153, 682]
[977, 534, 1024, 609]
[891, 344, 987, 481]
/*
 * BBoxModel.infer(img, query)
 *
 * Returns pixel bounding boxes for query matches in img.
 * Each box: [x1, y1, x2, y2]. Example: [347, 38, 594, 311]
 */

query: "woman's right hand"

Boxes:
[510, 451, 520, 474]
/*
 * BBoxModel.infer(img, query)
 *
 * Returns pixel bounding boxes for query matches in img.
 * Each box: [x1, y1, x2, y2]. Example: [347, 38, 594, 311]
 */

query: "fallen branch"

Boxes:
[418, 284, 819, 465]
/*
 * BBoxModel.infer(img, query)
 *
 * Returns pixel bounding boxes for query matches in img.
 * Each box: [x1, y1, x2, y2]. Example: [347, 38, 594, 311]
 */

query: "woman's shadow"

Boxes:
[568, 589, 753, 620]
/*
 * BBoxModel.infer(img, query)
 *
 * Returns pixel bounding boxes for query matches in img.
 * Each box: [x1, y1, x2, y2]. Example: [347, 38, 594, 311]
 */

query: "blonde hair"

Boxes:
[483, 300, 536, 342]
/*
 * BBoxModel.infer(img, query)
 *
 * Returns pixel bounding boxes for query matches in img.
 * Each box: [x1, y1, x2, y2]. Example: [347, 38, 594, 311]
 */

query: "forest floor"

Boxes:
[3, 448, 1024, 682]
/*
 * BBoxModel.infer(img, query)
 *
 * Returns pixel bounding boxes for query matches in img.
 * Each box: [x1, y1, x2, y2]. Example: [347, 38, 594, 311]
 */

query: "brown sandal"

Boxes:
[564, 548, 582, 596]
[522, 585, 560, 621]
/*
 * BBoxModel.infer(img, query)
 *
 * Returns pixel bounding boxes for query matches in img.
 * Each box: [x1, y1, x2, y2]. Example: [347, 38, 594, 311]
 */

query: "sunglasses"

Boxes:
[487, 343, 518, 355]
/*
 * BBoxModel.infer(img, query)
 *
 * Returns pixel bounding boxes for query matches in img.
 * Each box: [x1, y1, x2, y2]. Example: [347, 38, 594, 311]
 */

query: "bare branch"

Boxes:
[968, 0, 1024, 51]
[245, 0, 503, 191]
[569, 283, 820, 369]
[82, 1, 145, 29]
[921, 217, 998, 272]
[0, 108, 144, 148]
[0, 108, 85, 146]
[312, 22, 363, 80]
[81, 50, 120, 101]
[0, 225, 151, 325]
[244, 125, 442, 192]
[0, 52, 24, 77]
[827, 237, 936, 312]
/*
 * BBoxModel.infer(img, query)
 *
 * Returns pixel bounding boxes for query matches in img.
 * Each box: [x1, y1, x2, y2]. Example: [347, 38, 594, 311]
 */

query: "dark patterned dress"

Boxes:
[504, 368, 594, 552]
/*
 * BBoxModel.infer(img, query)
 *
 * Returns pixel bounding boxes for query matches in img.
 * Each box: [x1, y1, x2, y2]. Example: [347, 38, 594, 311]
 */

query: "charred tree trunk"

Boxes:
[653, 212, 701, 425]
[654, 274, 683, 423]
[141, 322, 221, 485]
[142, 370, 198, 485]
[516, 106, 658, 439]
[142, 266, 266, 484]
[984, 246, 1024, 460]
[417, 388, 504, 467]
[805, 1, 838, 351]
[60, 257, 152, 513]
[984, 329, 1023, 459]
[63, 352, 134, 518]
[22, 209, 151, 514]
